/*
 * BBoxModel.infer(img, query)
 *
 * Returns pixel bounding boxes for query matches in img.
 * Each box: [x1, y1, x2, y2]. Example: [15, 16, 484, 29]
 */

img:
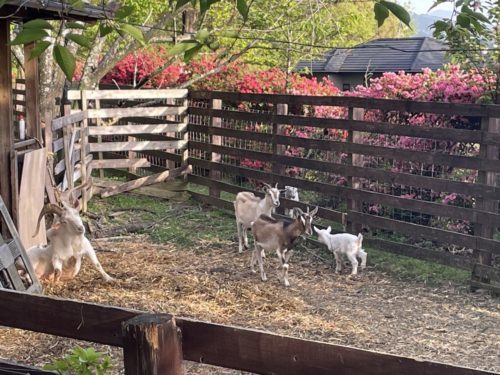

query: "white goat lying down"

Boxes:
[314, 226, 367, 275]
[251, 206, 318, 287]
[234, 183, 281, 253]
[27, 196, 113, 283]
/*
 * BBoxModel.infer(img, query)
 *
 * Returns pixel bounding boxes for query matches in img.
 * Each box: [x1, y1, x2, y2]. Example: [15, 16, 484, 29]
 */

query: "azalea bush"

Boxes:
[98, 53, 495, 236]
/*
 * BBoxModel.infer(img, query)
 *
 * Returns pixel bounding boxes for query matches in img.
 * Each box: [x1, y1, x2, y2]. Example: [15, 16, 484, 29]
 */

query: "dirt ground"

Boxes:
[1, 236, 499, 374]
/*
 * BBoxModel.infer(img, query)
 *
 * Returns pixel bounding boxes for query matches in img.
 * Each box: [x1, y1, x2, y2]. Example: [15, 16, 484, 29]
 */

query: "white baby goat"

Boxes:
[314, 226, 367, 275]
[28, 197, 113, 283]
[234, 182, 281, 253]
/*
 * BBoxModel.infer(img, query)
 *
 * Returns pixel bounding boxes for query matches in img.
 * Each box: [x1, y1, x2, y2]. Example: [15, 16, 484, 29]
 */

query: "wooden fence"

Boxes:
[0, 288, 497, 375]
[187, 91, 500, 293]
[49, 89, 190, 209]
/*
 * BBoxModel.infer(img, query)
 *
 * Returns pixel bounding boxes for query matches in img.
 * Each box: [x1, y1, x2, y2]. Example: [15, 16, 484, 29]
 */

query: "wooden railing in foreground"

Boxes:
[0, 289, 496, 375]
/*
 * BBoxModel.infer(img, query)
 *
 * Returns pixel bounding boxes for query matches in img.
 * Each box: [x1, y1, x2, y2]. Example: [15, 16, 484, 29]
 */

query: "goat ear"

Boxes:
[73, 198, 81, 210]
[327, 226, 331, 233]
[274, 182, 279, 189]
[313, 226, 320, 233]
[310, 206, 319, 217]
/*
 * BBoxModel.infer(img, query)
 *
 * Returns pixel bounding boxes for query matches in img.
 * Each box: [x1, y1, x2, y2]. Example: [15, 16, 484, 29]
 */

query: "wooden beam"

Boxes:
[51, 110, 87, 131]
[88, 123, 187, 136]
[24, 41, 41, 140]
[100, 165, 192, 198]
[90, 158, 152, 169]
[0, 289, 495, 375]
[0, 19, 13, 217]
[68, 89, 188, 100]
[87, 106, 187, 119]
[89, 140, 187, 152]
[122, 314, 183, 375]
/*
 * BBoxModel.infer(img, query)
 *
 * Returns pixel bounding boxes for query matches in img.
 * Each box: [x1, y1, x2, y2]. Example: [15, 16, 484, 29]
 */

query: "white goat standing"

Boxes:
[251, 206, 318, 287]
[283, 186, 299, 217]
[27, 195, 113, 283]
[234, 183, 281, 253]
[314, 226, 367, 275]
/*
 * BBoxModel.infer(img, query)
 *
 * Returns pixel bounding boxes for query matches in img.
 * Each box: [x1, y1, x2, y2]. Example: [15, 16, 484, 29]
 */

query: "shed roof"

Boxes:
[295, 37, 448, 74]
[0, 0, 113, 22]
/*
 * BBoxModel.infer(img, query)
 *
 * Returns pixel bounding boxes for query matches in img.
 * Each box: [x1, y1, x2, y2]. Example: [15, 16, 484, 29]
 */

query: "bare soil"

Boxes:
[1, 236, 499, 374]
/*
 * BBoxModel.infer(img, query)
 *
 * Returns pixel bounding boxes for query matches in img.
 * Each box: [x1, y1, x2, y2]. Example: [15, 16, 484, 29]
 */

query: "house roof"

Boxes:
[0, 0, 114, 22]
[295, 37, 448, 74]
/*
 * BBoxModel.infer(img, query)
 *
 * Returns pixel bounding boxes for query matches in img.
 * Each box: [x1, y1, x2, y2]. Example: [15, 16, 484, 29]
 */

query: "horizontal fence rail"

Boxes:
[187, 90, 500, 292]
[0, 289, 496, 375]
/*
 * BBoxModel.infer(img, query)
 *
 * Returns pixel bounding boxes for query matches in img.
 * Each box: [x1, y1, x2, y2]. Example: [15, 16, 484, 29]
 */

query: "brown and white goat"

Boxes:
[27, 185, 112, 283]
[250, 206, 318, 286]
[234, 183, 281, 253]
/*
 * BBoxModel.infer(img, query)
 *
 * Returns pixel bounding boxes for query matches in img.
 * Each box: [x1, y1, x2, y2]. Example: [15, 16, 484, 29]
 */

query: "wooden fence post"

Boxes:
[80, 91, 89, 211]
[122, 313, 183, 375]
[24, 41, 41, 141]
[272, 103, 288, 179]
[472, 116, 499, 288]
[209, 99, 222, 198]
[347, 107, 364, 234]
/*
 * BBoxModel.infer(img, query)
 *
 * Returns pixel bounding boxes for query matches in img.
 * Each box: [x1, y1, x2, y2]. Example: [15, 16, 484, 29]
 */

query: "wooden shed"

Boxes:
[0, 1, 109, 222]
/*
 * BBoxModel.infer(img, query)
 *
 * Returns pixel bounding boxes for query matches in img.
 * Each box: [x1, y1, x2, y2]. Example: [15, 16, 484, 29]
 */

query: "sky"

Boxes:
[407, 0, 454, 15]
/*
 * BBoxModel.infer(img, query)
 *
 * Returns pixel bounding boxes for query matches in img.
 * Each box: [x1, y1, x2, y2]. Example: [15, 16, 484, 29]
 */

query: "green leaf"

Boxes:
[432, 20, 449, 33]
[184, 43, 203, 62]
[53, 45, 76, 81]
[236, 0, 249, 20]
[115, 5, 134, 19]
[29, 40, 51, 60]
[168, 41, 199, 55]
[469, 11, 490, 23]
[118, 24, 145, 45]
[23, 19, 53, 30]
[428, 0, 448, 12]
[219, 30, 239, 38]
[381, 0, 412, 28]
[99, 23, 113, 37]
[195, 29, 210, 43]
[11, 28, 48, 45]
[175, 0, 191, 10]
[374, 2, 389, 28]
[456, 13, 470, 29]
[66, 21, 86, 29]
[70, 0, 85, 10]
[66, 33, 92, 48]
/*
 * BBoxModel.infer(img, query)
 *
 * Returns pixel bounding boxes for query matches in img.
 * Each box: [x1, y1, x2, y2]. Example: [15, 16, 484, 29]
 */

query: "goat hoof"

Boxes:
[261, 275, 267, 282]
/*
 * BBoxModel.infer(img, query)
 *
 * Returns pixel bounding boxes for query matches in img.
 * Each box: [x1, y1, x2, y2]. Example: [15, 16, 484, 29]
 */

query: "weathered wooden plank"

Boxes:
[469, 280, 500, 294]
[68, 89, 188, 100]
[89, 140, 187, 152]
[0, 19, 13, 217]
[0, 289, 496, 375]
[189, 141, 500, 200]
[188, 158, 500, 226]
[472, 263, 500, 281]
[188, 124, 500, 172]
[18, 148, 47, 249]
[91, 158, 151, 169]
[189, 90, 500, 117]
[87, 106, 187, 119]
[52, 110, 87, 130]
[100, 165, 192, 198]
[189, 107, 500, 145]
[348, 211, 500, 255]
[0, 360, 53, 374]
[88, 123, 187, 136]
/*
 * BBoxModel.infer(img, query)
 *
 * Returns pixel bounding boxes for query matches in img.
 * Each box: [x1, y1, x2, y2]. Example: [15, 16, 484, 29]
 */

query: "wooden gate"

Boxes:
[63, 89, 191, 209]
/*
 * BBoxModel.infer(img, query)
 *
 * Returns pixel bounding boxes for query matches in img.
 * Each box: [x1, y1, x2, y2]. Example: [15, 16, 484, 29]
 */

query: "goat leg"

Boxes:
[83, 239, 114, 282]
[255, 243, 267, 281]
[236, 221, 244, 253]
[333, 250, 342, 274]
[359, 249, 367, 270]
[346, 252, 359, 275]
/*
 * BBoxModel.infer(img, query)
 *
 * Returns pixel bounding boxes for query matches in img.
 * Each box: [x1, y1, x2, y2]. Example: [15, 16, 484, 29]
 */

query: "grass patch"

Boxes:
[88, 191, 470, 287]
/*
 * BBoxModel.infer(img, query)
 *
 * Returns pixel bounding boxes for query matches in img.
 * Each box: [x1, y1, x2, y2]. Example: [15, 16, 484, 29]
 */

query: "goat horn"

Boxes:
[32, 204, 63, 238]
[262, 182, 272, 189]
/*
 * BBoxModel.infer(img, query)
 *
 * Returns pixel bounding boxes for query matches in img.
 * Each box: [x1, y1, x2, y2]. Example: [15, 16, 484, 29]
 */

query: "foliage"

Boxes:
[43, 346, 112, 375]
[429, 0, 498, 70]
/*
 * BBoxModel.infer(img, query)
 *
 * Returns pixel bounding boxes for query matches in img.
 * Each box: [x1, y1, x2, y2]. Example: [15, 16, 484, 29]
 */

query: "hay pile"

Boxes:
[1, 235, 499, 374]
